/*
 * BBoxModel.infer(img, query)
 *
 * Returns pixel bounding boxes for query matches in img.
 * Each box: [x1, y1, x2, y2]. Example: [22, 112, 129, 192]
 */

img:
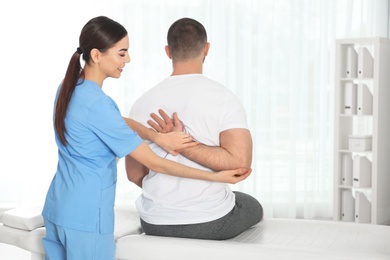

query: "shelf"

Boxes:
[339, 78, 373, 81]
[338, 149, 372, 153]
[337, 185, 372, 191]
[333, 37, 390, 225]
[339, 114, 372, 117]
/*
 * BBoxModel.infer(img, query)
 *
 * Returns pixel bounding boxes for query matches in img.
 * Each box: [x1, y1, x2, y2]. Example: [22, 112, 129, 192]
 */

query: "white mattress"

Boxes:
[1, 206, 389, 260]
[0, 205, 142, 257]
[116, 218, 390, 260]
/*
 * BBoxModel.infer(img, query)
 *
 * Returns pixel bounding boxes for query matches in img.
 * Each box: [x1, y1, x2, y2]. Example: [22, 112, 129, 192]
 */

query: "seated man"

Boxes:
[125, 17, 263, 240]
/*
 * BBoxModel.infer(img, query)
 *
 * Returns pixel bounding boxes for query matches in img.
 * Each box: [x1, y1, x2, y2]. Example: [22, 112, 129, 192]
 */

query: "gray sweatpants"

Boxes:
[140, 191, 263, 240]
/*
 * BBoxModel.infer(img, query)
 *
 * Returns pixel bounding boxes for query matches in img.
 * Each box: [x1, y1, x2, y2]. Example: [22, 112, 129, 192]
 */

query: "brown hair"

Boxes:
[54, 16, 127, 145]
[167, 17, 207, 62]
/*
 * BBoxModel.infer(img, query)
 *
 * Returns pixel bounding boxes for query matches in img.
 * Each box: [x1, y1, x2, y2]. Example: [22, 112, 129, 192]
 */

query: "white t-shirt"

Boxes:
[130, 74, 249, 225]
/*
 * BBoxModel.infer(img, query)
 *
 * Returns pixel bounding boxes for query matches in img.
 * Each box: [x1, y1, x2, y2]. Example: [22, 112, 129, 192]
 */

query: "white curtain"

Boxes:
[114, 0, 389, 220]
[0, 0, 388, 220]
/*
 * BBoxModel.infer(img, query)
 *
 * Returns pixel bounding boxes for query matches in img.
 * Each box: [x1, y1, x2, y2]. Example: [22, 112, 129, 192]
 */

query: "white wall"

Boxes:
[0, 0, 127, 207]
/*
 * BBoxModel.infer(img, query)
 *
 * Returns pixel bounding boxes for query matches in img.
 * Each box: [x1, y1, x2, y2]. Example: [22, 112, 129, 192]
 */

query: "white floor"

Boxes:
[0, 243, 30, 259]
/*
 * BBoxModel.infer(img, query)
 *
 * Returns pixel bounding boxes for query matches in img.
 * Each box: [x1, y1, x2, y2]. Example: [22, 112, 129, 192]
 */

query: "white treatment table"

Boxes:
[1, 206, 389, 260]
[0, 205, 142, 260]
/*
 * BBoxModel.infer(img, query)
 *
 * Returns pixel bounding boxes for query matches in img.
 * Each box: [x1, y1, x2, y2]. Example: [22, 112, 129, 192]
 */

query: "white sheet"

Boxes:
[1, 206, 389, 260]
[116, 218, 390, 260]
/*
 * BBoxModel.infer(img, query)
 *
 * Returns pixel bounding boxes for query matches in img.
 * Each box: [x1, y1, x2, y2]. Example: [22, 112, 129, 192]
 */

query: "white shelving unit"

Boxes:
[333, 37, 390, 225]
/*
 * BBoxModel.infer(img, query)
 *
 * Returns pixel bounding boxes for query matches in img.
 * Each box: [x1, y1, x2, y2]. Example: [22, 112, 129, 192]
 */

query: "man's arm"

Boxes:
[179, 128, 252, 171]
[126, 141, 252, 186]
[125, 154, 148, 188]
[148, 109, 253, 171]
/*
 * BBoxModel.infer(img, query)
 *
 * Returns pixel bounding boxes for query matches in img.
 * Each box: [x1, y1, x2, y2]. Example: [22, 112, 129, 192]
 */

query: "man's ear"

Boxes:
[204, 42, 210, 56]
[90, 48, 100, 63]
[165, 45, 172, 59]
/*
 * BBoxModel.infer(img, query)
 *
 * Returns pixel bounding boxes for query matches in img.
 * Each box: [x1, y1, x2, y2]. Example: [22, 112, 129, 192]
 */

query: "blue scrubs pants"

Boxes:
[42, 219, 115, 260]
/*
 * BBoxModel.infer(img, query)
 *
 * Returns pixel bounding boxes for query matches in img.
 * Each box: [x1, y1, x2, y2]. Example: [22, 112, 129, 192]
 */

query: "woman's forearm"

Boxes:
[123, 116, 198, 155]
[123, 117, 156, 141]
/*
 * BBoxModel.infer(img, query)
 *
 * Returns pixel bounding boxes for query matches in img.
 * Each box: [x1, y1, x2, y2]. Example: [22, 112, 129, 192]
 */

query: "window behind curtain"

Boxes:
[1, 0, 387, 220]
[114, 0, 389, 220]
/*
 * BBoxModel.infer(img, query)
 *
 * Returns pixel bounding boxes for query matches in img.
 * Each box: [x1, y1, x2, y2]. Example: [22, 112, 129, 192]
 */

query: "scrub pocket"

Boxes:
[99, 181, 116, 234]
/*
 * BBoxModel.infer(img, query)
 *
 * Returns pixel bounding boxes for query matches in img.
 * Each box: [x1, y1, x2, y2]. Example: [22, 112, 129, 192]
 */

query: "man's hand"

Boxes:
[148, 109, 184, 133]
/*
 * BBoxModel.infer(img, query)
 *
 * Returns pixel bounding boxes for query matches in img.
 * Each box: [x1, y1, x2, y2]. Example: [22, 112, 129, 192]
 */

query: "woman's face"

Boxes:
[99, 35, 131, 79]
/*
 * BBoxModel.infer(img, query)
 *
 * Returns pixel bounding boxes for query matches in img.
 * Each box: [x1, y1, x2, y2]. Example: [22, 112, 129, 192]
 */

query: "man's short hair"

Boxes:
[167, 17, 207, 62]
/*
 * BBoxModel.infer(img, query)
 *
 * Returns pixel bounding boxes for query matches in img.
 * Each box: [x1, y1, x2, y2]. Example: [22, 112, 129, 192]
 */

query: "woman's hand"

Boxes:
[212, 168, 253, 184]
[122, 116, 196, 156]
[154, 131, 198, 156]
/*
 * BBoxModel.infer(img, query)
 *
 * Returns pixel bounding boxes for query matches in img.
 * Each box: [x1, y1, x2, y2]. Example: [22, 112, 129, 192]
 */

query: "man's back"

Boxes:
[130, 74, 249, 225]
[127, 17, 262, 240]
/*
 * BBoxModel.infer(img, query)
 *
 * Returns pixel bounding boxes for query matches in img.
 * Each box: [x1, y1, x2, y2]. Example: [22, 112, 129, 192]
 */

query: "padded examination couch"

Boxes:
[0, 205, 142, 260]
[1, 205, 389, 260]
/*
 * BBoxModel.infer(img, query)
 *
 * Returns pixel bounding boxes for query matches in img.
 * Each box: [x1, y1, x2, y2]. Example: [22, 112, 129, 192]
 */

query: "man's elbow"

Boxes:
[127, 172, 144, 188]
[231, 151, 252, 169]
[236, 158, 252, 169]
[126, 171, 136, 182]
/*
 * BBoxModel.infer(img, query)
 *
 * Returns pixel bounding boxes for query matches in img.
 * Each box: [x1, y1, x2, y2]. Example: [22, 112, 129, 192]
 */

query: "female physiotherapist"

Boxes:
[41, 16, 251, 260]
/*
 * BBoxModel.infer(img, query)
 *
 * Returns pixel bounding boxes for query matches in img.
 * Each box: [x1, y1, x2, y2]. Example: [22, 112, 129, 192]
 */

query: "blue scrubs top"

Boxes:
[42, 79, 142, 233]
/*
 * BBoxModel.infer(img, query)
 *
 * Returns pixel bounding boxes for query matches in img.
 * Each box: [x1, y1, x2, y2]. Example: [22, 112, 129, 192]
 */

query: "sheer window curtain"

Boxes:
[0, 0, 387, 220]
[114, 0, 389, 220]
